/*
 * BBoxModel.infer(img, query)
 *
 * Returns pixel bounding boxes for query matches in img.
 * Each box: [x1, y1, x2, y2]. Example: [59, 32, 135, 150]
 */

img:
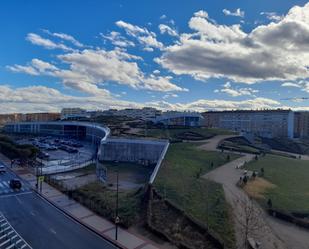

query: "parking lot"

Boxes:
[15, 136, 97, 174]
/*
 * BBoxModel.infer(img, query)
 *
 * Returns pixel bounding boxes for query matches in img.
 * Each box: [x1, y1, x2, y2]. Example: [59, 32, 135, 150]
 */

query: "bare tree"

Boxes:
[234, 195, 265, 249]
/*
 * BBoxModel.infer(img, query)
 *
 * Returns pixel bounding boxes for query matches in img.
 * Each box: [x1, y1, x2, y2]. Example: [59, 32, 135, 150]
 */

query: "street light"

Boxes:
[115, 169, 119, 240]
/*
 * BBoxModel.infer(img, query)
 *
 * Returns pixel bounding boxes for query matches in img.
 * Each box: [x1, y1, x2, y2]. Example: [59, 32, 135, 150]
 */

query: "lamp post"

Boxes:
[115, 170, 119, 240]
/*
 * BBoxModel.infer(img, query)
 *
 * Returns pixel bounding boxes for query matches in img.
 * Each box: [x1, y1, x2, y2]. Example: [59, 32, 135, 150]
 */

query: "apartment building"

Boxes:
[60, 108, 88, 120]
[153, 111, 203, 127]
[0, 112, 60, 125]
[294, 111, 309, 138]
[202, 109, 294, 138]
[102, 107, 162, 119]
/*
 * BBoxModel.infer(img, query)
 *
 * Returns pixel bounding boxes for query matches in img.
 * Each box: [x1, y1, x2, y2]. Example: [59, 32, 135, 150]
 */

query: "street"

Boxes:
[0, 169, 118, 249]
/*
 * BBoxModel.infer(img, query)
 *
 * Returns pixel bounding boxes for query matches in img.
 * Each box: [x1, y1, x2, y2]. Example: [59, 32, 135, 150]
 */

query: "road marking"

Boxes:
[30, 211, 36, 217]
[16, 196, 23, 204]
[49, 228, 57, 235]
[0, 191, 32, 198]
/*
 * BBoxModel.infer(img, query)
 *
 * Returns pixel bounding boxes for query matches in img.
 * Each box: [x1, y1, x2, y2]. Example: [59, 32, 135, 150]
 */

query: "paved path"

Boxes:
[201, 135, 309, 249]
[197, 134, 238, 151]
[0, 154, 162, 249]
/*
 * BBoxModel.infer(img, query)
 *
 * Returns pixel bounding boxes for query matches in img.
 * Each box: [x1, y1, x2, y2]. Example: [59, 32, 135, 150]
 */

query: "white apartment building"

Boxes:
[203, 109, 294, 138]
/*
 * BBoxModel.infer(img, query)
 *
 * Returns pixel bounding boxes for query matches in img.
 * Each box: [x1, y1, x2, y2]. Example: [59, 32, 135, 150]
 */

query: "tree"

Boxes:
[235, 196, 266, 249]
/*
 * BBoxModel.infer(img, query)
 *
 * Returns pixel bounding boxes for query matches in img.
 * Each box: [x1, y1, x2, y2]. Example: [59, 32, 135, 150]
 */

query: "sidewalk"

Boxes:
[0, 154, 161, 249]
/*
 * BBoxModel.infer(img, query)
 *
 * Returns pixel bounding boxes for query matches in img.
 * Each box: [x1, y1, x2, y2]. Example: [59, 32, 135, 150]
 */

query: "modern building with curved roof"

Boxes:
[152, 112, 203, 127]
[4, 121, 110, 145]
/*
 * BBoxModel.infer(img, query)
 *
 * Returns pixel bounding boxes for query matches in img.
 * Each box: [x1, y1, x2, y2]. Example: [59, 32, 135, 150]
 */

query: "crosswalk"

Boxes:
[0, 213, 32, 249]
[0, 181, 30, 196]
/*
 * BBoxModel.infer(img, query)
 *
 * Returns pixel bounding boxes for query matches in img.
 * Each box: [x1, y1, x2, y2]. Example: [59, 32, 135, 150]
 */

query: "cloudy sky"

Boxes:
[1, 0, 309, 113]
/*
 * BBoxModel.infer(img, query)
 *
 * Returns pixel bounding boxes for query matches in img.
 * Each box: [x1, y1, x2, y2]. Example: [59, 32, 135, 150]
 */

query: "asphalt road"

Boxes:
[0, 170, 117, 249]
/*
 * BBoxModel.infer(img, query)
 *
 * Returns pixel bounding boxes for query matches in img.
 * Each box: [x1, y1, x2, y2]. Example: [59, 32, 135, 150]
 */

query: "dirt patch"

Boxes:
[243, 177, 276, 199]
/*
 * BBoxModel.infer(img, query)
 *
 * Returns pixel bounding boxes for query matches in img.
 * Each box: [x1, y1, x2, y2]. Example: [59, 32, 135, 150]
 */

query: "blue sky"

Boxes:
[1, 0, 309, 113]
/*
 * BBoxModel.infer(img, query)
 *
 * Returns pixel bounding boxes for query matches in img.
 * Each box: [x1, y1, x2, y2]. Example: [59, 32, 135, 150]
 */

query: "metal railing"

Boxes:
[0, 213, 32, 249]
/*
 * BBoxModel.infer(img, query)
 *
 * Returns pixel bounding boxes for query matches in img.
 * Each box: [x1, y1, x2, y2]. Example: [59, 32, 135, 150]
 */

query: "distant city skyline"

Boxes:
[1, 0, 309, 113]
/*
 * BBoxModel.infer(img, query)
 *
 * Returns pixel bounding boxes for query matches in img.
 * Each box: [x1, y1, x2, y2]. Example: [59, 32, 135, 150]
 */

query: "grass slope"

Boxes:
[154, 142, 239, 248]
[245, 154, 309, 212]
[144, 127, 234, 140]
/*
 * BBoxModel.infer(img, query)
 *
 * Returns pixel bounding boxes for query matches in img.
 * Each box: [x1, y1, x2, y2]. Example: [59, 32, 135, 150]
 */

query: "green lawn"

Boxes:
[154, 142, 239, 248]
[245, 154, 309, 213]
[74, 181, 143, 228]
[144, 127, 234, 140]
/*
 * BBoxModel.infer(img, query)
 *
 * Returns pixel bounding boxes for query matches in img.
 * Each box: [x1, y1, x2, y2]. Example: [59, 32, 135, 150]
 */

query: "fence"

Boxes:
[41, 158, 95, 175]
[149, 141, 169, 184]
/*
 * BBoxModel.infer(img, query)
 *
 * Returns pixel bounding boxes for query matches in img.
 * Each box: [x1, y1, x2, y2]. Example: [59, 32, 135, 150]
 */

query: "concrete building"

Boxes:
[0, 113, 60, 125]
[101, 107, 162, 120]
[294, 111, 309, 138]
[61, 108, 88, 120]
[153, 112, 203, 127]
[4, 121, 109, 145]
[202, 109, 294, 138]
[99, 137, 168, 165]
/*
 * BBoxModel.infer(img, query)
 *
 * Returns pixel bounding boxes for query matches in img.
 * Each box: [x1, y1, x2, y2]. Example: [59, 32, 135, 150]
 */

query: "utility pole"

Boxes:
[115, 170, 119, 240]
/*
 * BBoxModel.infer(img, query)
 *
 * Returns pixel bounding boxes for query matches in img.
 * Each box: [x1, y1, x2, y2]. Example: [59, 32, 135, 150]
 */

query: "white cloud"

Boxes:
[281, 82, 301, 88]
[260, 12, 283, 22]
[26, 33, 73, 51]
[157, 3, 309, 84]
[116, 20, 163, 50]
[101, 31, 135, 47]
[8, 47, 186, 93]
[223, 8, 245, 18]
[194, 10, 209, 19]
[0, 84, 289, 114]
[43, 30, 84, 47]
[162, 93, 178, 99]
[160, 15, 167, 20]
[158, 24, 178, 37]
[216, 82, 258, 97]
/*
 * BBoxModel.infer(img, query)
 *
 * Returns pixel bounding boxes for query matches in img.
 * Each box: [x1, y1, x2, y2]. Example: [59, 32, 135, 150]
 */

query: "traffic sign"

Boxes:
[38, 176, 45, 182]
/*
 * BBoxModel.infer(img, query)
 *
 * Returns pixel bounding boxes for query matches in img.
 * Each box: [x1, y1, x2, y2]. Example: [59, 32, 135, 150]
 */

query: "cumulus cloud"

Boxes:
[260, 12, 283, 22]
[43, 30, 84, 47]
[101, 31, 135, 47]
[0, 85, 142, 113]
[281, 82, 301, 88]
[26, 33, 74, 51]
[216, 82, 259, 97]
[0, 84, 285, 113]
[223, 8, 245, 18]
[8, 48, 186, 93]
[116, 20, 163, 50]
[158, 24, 178, 37]
[157, 3, 309, 84]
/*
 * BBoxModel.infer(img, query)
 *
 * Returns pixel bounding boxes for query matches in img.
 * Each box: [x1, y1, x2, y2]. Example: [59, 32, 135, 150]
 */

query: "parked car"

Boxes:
[9, 179, 22, 189]
[0, 165, 6, 174]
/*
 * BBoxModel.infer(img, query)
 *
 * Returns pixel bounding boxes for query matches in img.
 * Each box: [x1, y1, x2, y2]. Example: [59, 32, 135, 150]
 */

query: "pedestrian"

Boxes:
[267, 198, 272, 209]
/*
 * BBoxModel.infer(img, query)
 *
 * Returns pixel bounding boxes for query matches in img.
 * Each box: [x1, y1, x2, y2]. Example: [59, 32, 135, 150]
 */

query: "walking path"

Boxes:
[201, 135, 309, 249]
[0, 154, 161, 249]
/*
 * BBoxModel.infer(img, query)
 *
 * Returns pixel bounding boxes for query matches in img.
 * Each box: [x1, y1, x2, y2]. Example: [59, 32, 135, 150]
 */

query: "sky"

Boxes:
[1, 0, 309, 113]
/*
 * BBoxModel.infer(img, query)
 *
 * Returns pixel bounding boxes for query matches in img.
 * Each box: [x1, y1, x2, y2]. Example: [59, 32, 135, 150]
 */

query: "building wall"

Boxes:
[294, 112, 309, 138]
[0, 113, 60, 125]
[99, 138, 168, 164]
[154, 112, 203, 127]
[202, 110, 294, 138]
